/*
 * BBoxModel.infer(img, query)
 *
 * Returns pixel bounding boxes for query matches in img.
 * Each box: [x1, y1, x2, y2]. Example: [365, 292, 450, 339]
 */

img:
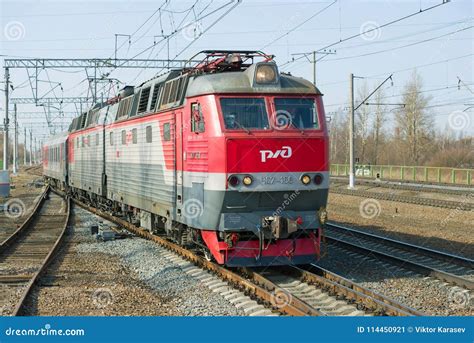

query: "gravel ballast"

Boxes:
[24, 207, 180, 316]
[77, 237, 246, 316]
[72, 207, 245, 316]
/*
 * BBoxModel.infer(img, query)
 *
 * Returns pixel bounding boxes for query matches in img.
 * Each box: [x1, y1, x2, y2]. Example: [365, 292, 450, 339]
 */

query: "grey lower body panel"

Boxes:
[106, 162, 174, 217]
[69, 159, 103, 195]
[180, 187, 328, 231]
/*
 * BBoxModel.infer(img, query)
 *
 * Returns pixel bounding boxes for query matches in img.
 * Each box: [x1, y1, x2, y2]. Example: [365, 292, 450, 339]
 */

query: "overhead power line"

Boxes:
[260, 0, 338, 50]
[322, 25, 473, 62]
[280, 0, 452, 68]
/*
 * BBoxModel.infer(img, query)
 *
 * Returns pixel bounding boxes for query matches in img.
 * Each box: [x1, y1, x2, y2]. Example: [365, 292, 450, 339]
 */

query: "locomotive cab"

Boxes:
[180, 51, 329, 266]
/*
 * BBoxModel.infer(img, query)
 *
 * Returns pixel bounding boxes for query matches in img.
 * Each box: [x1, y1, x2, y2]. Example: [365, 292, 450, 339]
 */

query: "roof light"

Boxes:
[255, 64, 277, 84]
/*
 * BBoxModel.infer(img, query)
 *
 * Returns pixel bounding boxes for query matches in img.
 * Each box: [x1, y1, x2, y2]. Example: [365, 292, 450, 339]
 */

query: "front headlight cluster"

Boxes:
[300, 173, 324, 185]
[228, 175, 253, 187]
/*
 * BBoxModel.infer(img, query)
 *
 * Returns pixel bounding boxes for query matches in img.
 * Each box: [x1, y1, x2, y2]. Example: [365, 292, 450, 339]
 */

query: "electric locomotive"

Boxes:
[43, 50, 329, 266]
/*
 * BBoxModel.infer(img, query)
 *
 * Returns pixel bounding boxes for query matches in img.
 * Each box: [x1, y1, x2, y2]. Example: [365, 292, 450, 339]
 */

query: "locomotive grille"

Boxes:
[138, 87, 151, 114]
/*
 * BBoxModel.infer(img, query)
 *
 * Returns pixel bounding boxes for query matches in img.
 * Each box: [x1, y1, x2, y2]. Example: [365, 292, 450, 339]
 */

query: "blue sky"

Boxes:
[0, 0, 473, 140]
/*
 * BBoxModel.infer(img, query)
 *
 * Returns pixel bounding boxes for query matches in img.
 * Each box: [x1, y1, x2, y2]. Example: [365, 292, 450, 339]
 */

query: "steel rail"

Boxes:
[329, 187, 473, 211]
[0, 189, 71, 316]
[330, 176, 474, 195]
[71, 197, 312, 316]
[71, 196, 425, 316]
[0, 186, 49, 249]
[326, 224, 474, 290]
[239, 266, 423, 316]
[327, 223, 474, 269]
[300, 264, 424, 316]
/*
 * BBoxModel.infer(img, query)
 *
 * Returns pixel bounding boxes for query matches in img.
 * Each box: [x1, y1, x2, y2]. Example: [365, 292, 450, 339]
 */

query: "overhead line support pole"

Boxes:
[13, 104, 17, 174]
[3, 67, 10, 171]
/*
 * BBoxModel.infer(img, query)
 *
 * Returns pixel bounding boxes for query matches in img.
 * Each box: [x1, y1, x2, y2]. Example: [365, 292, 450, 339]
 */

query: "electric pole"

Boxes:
[291, 49, 336, 86]
[349, 73, 355, 189]
[348, 73, 393, 188]
[29, 129, 32, 166]
[24, 127, 27, 165]
[3, 67, 10, 171]
[13, 104, 17, 174]
[34, 137, 37, 165]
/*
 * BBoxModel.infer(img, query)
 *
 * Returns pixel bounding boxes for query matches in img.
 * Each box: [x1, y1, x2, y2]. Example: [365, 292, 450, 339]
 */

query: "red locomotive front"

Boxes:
[176, 51, 329, 266]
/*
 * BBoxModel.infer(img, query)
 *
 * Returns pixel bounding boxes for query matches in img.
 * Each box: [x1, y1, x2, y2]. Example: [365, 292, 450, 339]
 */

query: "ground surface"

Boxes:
[327, 192, 473, 259]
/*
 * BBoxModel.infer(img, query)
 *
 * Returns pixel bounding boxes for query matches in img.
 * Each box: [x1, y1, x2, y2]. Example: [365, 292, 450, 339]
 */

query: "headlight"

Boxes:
[255, 64, 277, 84]
[242, 175, 253, 186]
[301, 174, 311, 185]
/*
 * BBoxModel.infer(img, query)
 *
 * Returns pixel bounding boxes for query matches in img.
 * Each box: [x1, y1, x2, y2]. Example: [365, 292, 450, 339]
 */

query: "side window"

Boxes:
[146, 126, 152, 143]
[132, 128, 137, 144]
[76, 137, 79, 148]
[110, 132, 114, 146]
[163, 123, 171, 141]
[96, 133, 99, 146]
[121, 130, 126, 145]
[82, 136, 85, 148]
[191, 103, 205, 133]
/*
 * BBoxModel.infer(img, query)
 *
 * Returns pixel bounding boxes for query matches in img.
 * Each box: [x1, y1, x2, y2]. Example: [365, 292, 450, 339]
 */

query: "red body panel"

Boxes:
[226, 137, 328, 173]
[201, 230, 320, 266]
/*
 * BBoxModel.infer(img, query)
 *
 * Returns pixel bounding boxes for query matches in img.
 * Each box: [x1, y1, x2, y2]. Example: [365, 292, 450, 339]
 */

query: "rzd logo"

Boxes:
[260, 146, 292, 162]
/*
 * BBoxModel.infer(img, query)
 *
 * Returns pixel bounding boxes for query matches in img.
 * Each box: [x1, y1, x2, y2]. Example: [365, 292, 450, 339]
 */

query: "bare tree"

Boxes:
[395, 71, 433, 164]
[356, 81, 370, 164]
[372, 88, 387, 165]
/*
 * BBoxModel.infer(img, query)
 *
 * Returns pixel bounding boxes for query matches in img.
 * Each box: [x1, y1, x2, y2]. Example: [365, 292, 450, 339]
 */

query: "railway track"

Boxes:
[329, 186, 473, 211]
[71, 194, 422, 316]
[239, 265, 423, 316]
[331, 176, 474, 195]
[325, 223, 474, 290]
[0, 189, 70, 316]
[0, 188, 46, 244]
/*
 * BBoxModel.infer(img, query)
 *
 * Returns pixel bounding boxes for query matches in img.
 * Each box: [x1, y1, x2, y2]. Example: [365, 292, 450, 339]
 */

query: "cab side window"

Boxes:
[191, 103, 205, 133]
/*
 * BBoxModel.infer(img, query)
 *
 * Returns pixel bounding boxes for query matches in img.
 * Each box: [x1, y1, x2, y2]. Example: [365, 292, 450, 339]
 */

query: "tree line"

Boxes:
[328, 71, 473, 168]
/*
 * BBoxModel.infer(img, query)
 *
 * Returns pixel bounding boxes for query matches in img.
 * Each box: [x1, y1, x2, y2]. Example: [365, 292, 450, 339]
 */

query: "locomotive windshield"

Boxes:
[220, 98, 269, 130]
[274, 98, 319, 130]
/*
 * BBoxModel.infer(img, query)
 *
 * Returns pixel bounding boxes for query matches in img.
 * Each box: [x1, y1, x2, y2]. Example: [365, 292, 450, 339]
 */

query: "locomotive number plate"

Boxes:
[261, 176, 294, 184]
